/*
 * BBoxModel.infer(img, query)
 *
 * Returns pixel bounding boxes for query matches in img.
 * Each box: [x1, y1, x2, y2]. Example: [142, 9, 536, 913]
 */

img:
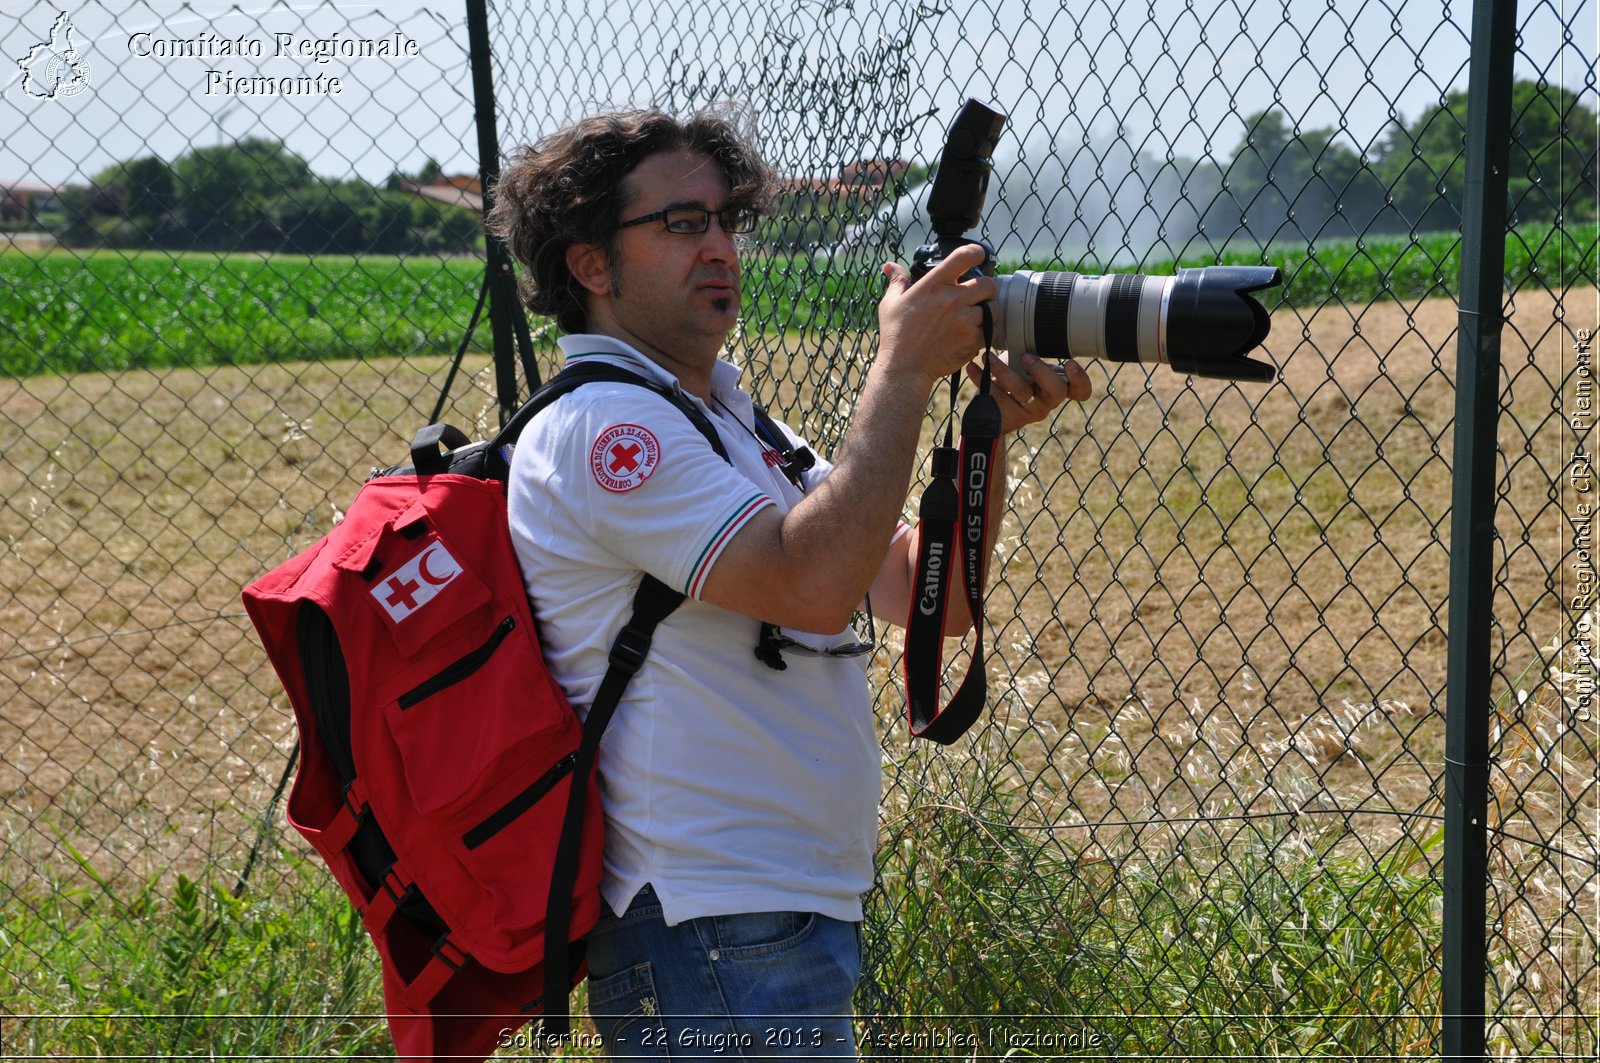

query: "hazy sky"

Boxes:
[3, 0, 1594, 190]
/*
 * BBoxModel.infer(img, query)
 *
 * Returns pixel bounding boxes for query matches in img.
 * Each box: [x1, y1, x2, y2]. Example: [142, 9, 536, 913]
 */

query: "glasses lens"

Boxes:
[663, 208, 709, 234]
[648, 207, 757, 234]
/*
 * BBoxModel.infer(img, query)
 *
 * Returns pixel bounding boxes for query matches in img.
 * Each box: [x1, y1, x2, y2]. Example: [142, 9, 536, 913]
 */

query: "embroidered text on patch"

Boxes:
[591, 424, 662, 492]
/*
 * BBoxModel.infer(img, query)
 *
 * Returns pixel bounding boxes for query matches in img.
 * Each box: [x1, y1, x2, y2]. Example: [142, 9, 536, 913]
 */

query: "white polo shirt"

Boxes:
[506, 335, 882, 926]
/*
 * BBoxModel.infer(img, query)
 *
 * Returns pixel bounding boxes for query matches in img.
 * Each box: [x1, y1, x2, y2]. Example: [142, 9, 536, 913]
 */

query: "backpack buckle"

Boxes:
[341, 779, 368, 820]
[431, 933, 469, 972]
[606, 624, 652, 676]
[320, 779, 370, 854]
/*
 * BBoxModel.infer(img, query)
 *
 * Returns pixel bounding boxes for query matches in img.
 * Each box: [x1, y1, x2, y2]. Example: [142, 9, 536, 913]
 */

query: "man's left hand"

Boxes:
[966, 351, 1092, 434]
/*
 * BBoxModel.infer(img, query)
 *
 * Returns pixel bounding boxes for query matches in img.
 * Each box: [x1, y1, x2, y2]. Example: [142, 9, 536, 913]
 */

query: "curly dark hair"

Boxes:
[485, 106, 774, 334]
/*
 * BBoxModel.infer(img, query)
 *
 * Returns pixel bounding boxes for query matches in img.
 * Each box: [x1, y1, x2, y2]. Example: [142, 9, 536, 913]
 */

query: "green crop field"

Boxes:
[2, 223, 1593, 377]
[1018, 221, 1596, 305]
[0, 250, 485, 376]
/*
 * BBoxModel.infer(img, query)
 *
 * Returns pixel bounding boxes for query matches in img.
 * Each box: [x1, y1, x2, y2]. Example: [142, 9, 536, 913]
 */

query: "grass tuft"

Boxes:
[3, 846, 390, 1059]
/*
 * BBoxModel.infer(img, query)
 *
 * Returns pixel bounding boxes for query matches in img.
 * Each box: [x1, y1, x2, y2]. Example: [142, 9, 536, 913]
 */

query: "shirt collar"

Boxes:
[557, 333, 750, 415]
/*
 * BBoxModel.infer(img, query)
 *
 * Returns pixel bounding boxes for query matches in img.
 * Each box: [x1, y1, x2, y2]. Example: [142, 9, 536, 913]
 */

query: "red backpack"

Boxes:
[242, 363, 726, 1062]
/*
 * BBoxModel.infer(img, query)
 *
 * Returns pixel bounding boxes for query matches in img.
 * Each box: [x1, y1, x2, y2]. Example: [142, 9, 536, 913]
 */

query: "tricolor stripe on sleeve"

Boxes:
[686, 492, 775, 599]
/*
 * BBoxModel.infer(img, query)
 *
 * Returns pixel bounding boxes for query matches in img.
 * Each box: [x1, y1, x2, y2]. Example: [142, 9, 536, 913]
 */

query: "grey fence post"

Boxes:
[1442, 0, 1518, 1056]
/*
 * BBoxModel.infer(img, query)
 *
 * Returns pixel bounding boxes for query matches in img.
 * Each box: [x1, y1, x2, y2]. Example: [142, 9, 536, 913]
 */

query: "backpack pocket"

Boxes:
[352, 508, 495, 660]
[450, 751, 606, 949]
[381, 607, 599, 961]
[461, 750, 575, 850]
[383, 612, 576, 817]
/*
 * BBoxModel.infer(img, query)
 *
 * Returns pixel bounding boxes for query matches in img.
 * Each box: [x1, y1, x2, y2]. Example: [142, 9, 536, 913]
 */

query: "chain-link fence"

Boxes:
[3, 0, 1597, 1057]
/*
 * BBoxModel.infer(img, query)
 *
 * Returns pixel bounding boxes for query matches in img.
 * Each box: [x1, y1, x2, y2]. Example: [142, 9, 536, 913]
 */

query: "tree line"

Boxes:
[25, 79, 1597, 258]
[1205, 79, 1597, 244]
[48, 138, 482, 255]
[760, 79, 1597, 254]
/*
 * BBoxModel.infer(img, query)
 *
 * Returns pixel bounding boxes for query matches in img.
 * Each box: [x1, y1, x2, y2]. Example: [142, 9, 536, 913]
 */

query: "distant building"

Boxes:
[400, 174, 482, 212]
[778, 158, 911, 198]
[1, 180, 62, 223]
[840, 158, 910, 188]
[400, 164, 907, 211]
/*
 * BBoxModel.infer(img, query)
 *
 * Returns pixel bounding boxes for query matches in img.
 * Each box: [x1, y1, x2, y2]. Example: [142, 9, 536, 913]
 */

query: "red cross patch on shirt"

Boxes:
[591, 423, 662, 493]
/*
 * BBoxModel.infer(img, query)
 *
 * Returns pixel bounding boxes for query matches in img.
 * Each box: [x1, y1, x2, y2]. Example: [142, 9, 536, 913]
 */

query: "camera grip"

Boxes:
[910, 235, 997, 284]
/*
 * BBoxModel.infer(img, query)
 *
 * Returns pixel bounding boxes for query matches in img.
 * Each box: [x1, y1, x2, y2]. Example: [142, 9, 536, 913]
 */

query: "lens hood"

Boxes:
[1165, 266, 1282, 382]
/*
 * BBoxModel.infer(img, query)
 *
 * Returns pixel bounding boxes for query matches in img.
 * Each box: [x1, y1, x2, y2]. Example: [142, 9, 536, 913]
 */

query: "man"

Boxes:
[486, 107, 1089, 1059]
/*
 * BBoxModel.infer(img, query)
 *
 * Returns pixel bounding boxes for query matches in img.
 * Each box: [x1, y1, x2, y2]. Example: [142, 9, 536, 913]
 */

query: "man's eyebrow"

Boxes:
[621, 195, 742, 217]
[658, 197, 728, 211]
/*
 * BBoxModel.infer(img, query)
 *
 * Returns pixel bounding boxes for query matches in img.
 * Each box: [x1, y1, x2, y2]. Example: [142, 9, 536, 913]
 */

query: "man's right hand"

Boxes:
[877, 243, 998, 384]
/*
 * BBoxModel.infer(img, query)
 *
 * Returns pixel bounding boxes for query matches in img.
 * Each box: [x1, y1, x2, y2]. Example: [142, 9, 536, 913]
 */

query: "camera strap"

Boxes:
[903, 306, 1003, 743]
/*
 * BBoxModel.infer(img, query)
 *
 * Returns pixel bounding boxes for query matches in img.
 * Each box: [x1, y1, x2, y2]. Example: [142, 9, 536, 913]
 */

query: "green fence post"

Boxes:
[1443, 0, 1518, 1057]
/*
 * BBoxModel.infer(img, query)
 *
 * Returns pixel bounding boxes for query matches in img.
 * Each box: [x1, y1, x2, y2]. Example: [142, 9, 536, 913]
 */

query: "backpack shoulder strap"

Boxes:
[540, 572, 681, 1032]
[487, 361, 727, 478]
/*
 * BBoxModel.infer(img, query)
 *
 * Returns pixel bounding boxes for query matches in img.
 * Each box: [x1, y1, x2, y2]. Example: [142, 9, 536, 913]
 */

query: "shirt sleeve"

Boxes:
[533, 384, 776, 600]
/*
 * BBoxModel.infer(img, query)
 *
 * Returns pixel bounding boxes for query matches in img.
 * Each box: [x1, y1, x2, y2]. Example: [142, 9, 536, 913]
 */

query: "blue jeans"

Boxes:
[585, 885, 862, 1061]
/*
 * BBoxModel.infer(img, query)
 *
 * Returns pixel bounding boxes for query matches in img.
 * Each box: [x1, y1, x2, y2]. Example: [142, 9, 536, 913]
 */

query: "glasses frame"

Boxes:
[617, 205, 759, 235]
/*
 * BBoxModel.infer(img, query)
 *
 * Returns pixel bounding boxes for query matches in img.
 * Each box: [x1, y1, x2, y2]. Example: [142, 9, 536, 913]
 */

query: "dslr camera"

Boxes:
[911, 100, 1282, 382]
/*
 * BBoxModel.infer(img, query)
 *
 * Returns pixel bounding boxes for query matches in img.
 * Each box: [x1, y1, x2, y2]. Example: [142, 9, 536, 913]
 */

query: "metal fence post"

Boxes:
[1443, 0, 1518, 1056]
[464, 0, 524, 424]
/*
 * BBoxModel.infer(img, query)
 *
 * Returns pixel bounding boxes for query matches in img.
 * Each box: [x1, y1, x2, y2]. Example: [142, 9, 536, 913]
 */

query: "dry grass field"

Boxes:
[0, 284, 1588, 852]
[2, 287, 1595, 1050]
[0, 355, 508, 883]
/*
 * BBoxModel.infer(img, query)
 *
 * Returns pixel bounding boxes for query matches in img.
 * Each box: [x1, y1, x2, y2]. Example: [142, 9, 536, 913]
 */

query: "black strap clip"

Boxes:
[754, 622, 789, 671]
[607, 623, 653, 676]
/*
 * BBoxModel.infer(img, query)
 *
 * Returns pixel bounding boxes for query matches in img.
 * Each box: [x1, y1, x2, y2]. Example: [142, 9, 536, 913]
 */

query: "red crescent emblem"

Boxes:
[370, 541, 462, 622]
[417, 545, 454, 586]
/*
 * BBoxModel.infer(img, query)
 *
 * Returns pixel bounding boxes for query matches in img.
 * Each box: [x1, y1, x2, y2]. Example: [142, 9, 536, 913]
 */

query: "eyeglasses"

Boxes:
[617, 205, 759, 235]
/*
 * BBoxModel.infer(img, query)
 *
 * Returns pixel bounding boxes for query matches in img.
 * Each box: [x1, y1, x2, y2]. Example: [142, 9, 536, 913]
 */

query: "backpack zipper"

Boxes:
[397, 614, 516, 710]
[462, 751, 577, 850]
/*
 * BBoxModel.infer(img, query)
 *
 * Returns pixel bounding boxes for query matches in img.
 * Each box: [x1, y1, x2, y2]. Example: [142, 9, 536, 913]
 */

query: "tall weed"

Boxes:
[865, 693, 1443, 1058]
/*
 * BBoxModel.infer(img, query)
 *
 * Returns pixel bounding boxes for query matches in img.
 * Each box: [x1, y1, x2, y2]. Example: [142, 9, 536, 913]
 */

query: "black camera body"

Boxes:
[911, 99, 1282, 383]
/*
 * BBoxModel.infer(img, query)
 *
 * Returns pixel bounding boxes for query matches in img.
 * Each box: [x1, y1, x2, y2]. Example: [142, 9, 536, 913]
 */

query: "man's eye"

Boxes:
[665, 212, 703, 233]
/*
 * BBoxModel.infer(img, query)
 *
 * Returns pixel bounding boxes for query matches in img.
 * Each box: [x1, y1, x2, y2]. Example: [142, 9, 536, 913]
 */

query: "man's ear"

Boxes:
[566, 242, 612, 297]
